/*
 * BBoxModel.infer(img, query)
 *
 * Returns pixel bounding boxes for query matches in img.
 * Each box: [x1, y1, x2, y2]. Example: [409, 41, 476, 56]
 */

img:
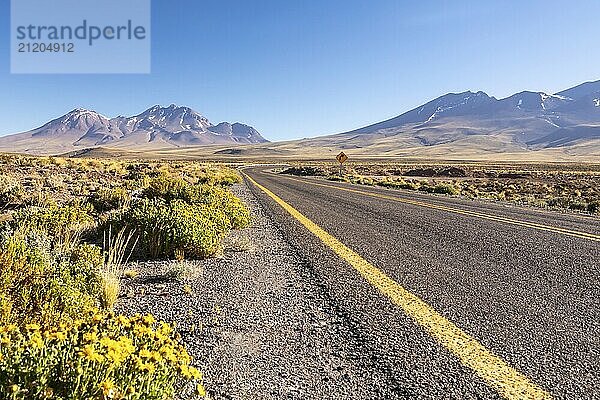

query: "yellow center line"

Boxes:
[243, 172, 552, 399]
[280, 175, 600, 242]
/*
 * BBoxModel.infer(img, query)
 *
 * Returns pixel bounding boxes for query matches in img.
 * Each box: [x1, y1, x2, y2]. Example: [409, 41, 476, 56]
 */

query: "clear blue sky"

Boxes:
[1, 0, 599, 141]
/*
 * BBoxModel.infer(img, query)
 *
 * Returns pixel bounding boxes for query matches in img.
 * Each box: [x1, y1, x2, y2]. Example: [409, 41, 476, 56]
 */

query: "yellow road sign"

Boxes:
[336, 152, 348, 164]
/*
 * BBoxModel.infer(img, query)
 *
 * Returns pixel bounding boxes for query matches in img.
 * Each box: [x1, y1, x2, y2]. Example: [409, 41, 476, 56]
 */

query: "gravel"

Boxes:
[115, 183, 398, 399]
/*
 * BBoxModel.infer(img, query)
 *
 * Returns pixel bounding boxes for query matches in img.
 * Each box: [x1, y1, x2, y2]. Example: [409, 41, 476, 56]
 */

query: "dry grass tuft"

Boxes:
[101, 227, 138, 308]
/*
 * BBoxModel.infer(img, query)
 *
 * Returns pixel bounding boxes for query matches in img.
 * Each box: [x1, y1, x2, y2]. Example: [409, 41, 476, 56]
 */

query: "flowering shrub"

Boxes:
[142, 177, 250, 229]
[142, 175, 188, 203]
[112, 199, 229, 259]
[115, 175, 251, 260]
[0, 226, 104, 328]
[194, 166, 241, 186]
[195, 186, 251, 229]
[11, 203, 95, 239]
[0, 310, 206, 399]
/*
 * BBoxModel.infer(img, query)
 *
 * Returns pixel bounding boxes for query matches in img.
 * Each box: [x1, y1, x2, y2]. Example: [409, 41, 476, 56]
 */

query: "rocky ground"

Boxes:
[115, 183, 395, 399]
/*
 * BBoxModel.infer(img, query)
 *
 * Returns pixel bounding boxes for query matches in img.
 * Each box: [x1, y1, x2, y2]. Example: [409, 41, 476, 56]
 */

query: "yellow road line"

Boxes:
[243, 172, 552, 400]
[282, 176, 600, 242]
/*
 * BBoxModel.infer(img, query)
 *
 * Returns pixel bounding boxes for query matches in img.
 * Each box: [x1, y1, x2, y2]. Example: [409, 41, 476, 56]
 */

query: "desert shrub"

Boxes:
[111, 199, 229, 259]
[432, 183, 460, 195]
[195, 166, 241, 186]
[327, 176, 349, 182]
[376, 179, 419, 190]
[567, 199, 588, 211]
[0, 311, 206, 400]
[22, 192, 58, 209]
[282, 166, 327, 176]
[11, 203, 95, 240]
[142, 175, 188, 202]
[198, 186, 251, 229]
[0, 226, 104, 328]
[348, 175, 374, 186]
[142, 176, 251, 230]
[0, 175, 24, 208]
[417, 183, 433, 193]
[546, 197, 571, 209]
[415, 182, 459, 195]
[90, 187, 132, 212]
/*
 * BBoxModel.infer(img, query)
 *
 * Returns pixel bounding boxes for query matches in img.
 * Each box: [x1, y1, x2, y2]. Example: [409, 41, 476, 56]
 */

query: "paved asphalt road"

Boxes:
[242, 167, 600, 399]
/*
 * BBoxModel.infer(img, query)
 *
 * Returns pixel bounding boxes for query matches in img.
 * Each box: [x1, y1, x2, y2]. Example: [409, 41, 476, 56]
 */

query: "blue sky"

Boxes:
[1, 0, 599, 141]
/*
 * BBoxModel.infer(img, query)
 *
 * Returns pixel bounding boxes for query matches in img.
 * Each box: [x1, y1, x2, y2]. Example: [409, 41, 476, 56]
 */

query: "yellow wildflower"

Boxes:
[9, 384, 19, 393]
[150, 351, 162, 362]
[188, 366, 202, 380]
[142, 314, 155, 325]
[160, 346, 178, 363]
[138, 349, 152, 359]
[0, 324, 17, 334]
[106, 349, 124, 364]
[99, 379, 117, 398]
[73, 319, 84, 328]
[80, 345, 104, 363]
[25, 323, 40, 331]
[118, 336, 135, 354]
[138, 362, 155, 373]
[179, 364, 191, 378]
[157, 322, 172, 335]
[116, 315, 130, 327]
[29, 333, 44, 349]
[83, 331, 98, 343]
[195, 383, 207, 397]
[133, 324, 153, 337]
[99, 336, 115, 348]
[49, 331, 67, 342]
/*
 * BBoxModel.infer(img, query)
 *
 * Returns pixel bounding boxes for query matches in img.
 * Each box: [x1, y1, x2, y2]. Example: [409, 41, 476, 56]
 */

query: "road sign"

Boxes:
[336, 152, 348, 164]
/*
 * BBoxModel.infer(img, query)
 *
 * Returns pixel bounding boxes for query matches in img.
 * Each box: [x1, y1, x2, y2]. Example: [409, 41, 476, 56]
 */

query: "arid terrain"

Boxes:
[279, 161, 600, 215]
[0, 154, 251, 399]
[0, 153, 599, 399]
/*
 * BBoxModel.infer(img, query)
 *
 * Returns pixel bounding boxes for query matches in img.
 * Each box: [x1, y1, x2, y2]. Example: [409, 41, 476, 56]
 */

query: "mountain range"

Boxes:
[0, 80, 599, 160]
[263, 79, 600, 160]
[0, 105, 267, 155]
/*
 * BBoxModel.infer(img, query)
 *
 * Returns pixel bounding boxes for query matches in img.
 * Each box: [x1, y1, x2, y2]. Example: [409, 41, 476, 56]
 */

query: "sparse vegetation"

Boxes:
[0, 154, 249, 398]
[283, 162, 600, 215]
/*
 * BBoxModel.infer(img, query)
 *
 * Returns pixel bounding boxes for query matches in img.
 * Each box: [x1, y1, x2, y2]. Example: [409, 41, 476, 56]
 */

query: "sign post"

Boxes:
[336, 151, 348, 176]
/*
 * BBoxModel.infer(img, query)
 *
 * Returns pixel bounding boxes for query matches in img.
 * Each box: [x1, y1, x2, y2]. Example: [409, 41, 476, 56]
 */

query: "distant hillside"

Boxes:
[0, 105, 268, 155]
[1, 80, 600, 160]
[231, 79, 600, 161]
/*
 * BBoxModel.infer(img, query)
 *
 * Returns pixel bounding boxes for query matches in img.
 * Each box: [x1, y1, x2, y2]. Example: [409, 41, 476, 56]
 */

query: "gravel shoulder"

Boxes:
[115, 182, 398, 399]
